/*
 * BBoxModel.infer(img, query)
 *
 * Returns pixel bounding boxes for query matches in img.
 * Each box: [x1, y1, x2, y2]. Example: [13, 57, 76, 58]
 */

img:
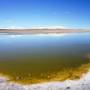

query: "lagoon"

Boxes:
[0, 33, 90, 84]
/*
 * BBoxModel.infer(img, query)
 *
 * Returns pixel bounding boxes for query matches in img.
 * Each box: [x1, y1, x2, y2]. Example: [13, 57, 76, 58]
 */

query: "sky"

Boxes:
[0, 0, 90, 29]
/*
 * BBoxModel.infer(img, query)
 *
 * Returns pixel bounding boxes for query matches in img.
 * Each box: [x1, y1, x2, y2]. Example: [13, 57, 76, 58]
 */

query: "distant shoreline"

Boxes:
[0, 29, 90, 34]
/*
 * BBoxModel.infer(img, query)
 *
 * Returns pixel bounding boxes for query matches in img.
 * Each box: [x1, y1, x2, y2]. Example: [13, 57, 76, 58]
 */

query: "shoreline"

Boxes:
[0, 63, 90, 85]
[0, 29, 90, 34]
[0, 70, 90, 90]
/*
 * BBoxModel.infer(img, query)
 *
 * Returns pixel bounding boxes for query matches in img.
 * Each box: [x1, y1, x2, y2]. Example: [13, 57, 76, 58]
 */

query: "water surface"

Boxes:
[0, 33, 90, 83]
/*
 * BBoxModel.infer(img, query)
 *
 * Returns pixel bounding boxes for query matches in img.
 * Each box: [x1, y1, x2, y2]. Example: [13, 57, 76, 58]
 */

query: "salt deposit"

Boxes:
[0, 71, 90, 90]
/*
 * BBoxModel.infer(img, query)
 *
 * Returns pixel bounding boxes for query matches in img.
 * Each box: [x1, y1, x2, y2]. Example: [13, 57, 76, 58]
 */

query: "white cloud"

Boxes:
[1, 25, 66, 29]
[9, 26, 25, 29]
[2, 26, 25, 29]
[31, 26, 66, 29]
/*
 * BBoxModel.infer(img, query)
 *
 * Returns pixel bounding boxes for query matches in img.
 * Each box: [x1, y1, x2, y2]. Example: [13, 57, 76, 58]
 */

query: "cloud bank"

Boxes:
[1, 25, 66, 29]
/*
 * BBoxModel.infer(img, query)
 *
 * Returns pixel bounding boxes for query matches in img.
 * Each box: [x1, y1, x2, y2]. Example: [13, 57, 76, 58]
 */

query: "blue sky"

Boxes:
[0, 0, 90, 29]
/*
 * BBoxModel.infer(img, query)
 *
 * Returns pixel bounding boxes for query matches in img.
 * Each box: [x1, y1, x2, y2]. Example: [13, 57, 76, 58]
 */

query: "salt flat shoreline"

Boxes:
[0, 29, 90, 34]
[0, 71, 90, 90]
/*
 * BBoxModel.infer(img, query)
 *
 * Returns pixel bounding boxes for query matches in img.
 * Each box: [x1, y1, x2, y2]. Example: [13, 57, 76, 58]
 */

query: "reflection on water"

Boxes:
[0, 33, 90, 83]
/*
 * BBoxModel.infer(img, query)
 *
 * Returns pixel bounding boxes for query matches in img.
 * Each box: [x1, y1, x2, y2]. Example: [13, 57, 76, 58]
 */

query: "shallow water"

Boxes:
[0, 33, 90, 83]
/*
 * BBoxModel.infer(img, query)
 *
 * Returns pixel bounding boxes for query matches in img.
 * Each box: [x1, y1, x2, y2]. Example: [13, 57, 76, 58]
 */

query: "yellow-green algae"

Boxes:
[0, 63, 90, 84]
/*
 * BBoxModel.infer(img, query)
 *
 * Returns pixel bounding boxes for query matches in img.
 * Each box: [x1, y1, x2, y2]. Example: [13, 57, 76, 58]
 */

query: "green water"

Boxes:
[0, 33, 90, 83]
